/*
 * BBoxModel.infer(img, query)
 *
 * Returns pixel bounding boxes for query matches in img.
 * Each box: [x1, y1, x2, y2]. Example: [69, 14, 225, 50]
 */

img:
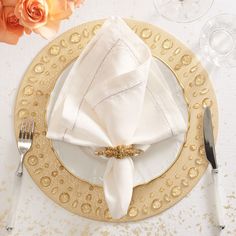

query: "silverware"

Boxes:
[6, 118, 34, 231]
[203, 106, 225, 230]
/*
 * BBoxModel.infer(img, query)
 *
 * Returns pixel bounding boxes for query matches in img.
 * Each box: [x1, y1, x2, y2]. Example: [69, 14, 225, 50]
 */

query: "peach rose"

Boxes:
[14, 0, 63, 39]
[15, 0, 48, 29]
[0, 6, 24, 44]
[46, 0, 72, 21]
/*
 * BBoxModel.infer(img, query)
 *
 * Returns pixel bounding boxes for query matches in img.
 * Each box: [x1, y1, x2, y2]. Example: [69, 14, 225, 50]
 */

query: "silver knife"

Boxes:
[203, 106, 225, 230]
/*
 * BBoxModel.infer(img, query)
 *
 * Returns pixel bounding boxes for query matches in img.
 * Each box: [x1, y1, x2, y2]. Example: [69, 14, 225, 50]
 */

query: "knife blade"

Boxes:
[203, 106, 225, 230]
[203, 106, 217, 170]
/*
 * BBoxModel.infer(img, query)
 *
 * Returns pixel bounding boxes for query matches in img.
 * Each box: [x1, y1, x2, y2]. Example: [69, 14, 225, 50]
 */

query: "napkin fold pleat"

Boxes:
[85, 66, 149, 145]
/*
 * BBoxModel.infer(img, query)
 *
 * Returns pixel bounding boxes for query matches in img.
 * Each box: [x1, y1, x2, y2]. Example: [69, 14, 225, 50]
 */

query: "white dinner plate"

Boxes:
[47, 58, 188, 187]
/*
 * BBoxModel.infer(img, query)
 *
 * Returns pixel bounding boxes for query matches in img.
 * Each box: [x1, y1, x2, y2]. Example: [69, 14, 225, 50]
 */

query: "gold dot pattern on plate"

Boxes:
[188, 167, 199, 179]
[152, 199, 162, 210]
[70, 33, 81, 43]
[60, 39, 68, 47]
[86, 194, 92, 201]
[14, 19, 218, 222]
[104, 209, 112, 220]
[181, 179, 189, 187]
[81, 203, 92, 214]
[164, 194, 171, 203]
[72, 200, 78, 208]
[140, 28, 152, 39]
[162, 39, 173, 49]
[59, 192, 70, 203]
[142, 205, 148, 214]
[27, 155, 38, 166]
[34, 63, 44, 74]
[49, 45, 61, 56]
[40, 176, 51, 187]
[195, 74, 206, 86]
[95, 207, 101, 216]
[51, 170, 58, 177]
[171, 186, 182, 197]
[128, 207, 139, 217]
[51, 187, 58, 195]
[18, 108, 29, 119]
[23, 85, 34, 96]
[34, 168, 42, 175]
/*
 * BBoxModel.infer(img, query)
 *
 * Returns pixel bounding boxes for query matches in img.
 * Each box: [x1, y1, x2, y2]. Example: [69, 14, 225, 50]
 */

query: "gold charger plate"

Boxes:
[14, 19, 218, 222]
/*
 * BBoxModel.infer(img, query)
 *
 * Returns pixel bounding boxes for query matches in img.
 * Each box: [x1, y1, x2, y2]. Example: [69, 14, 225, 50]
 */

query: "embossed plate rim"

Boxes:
[14, 18, 218, 222]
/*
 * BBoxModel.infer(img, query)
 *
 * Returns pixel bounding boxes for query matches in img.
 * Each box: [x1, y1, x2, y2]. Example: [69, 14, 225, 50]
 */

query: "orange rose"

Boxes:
[14, 0, 62, 39]
[0, 0, 84, 44]
[15, 0, 48, 29]
[47, 0, 72, 21]
[0, 6, 24, 44]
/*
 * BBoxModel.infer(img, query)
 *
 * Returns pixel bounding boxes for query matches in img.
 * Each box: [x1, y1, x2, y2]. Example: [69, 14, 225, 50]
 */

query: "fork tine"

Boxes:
[19, 128, 23, 140]
[26, 118, 34, 140]
[29, 119, 34, 140]
[22, 120, 27, 140]
[19, 120, 26, 140]
[26, 120, 30, 139]
[19, 118, 34, 140]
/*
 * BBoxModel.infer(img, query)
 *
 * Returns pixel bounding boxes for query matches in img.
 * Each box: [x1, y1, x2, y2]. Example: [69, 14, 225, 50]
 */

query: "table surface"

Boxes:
[0, 0, 236, 235]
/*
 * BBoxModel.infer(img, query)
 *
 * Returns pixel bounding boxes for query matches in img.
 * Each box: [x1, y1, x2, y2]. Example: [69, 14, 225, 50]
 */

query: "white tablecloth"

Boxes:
[0, 0, 236, 235]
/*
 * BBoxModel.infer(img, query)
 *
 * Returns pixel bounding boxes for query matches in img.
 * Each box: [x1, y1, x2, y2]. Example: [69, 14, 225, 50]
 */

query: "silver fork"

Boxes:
[6, 118, 34, 231]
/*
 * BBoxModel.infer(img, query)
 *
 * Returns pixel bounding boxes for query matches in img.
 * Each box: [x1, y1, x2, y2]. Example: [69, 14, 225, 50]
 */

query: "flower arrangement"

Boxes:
[0, 0, 83, 44]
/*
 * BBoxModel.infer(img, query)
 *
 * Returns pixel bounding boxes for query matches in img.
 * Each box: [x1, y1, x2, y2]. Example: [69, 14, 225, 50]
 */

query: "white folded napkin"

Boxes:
[47, 17, 187, 219]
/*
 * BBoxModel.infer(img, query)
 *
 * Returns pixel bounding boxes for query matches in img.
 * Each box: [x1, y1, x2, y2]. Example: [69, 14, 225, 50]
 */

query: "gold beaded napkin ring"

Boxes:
[95, 144, 143, 159]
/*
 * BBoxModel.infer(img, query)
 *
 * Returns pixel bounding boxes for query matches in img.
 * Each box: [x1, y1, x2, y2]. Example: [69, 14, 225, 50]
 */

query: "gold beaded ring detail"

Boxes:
[95, 145, 143, 159]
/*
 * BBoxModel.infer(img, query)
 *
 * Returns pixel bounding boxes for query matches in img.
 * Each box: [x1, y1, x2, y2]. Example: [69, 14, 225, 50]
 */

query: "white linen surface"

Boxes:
[47, 17, 187, 219]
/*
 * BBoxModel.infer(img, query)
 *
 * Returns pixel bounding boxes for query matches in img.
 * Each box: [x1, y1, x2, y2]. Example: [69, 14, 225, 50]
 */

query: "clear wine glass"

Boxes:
[199, 14, 236, 68]
[154, 0, 214, 23]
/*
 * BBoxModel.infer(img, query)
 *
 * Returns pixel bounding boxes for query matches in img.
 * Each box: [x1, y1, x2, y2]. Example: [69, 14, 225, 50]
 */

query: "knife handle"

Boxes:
[212, 169, 225, 230]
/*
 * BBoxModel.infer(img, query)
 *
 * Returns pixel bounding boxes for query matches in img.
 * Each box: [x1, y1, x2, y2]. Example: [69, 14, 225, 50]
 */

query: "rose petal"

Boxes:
[47, 0, 72, 20]
[1, 0, 17, 7]
[34, 19, 60, 39]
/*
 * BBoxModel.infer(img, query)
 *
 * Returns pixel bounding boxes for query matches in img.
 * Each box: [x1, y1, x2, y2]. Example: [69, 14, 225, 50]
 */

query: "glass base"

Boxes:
[200, 14, 236, 68]
[154, 0, 214, 23]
